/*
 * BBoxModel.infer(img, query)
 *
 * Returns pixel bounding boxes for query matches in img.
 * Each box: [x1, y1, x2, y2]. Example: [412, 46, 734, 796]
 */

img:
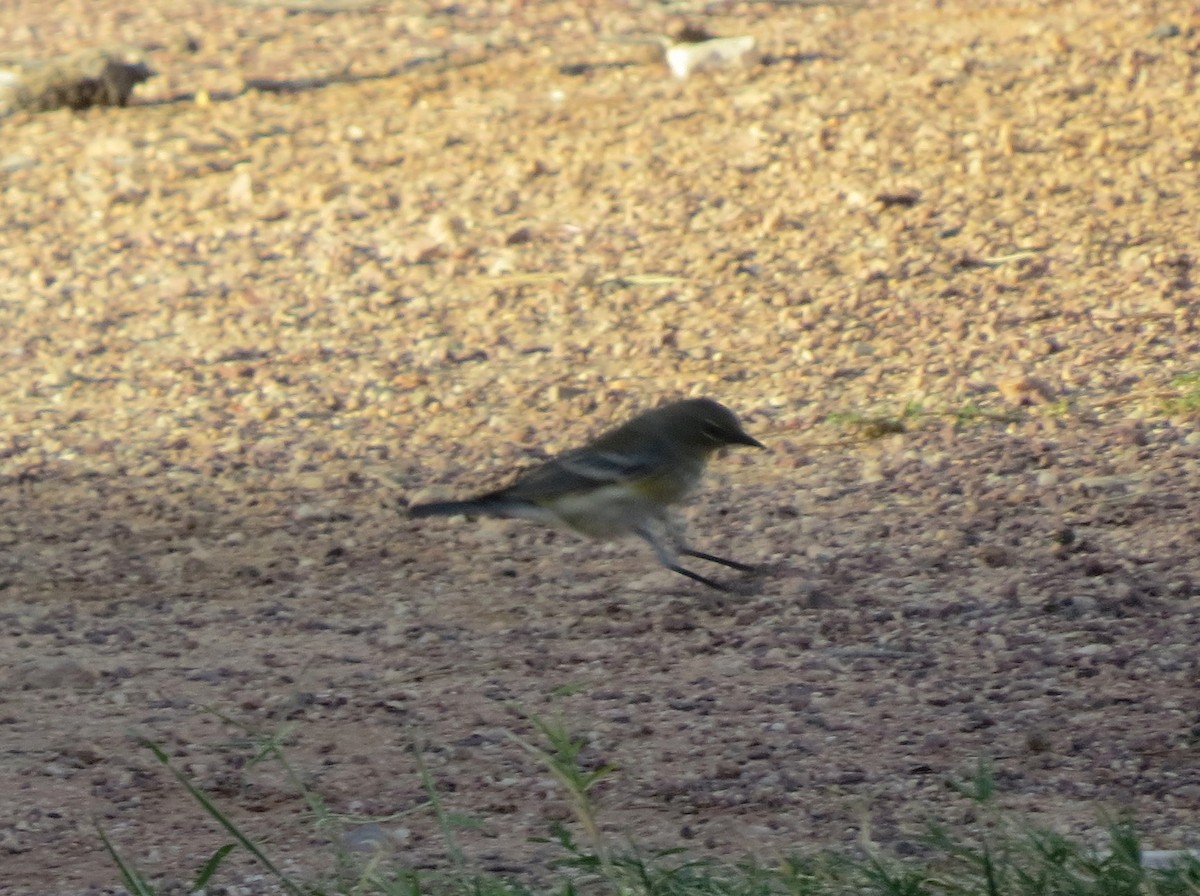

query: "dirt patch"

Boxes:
[1, 0, 1198, 892]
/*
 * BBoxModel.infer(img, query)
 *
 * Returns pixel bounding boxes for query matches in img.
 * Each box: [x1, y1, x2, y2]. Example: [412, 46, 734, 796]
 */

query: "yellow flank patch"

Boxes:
[628, 473, 689, 504]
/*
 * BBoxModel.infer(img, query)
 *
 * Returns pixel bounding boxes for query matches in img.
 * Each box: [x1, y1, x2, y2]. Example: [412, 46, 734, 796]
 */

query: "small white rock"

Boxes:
[665, 35, 757, 79]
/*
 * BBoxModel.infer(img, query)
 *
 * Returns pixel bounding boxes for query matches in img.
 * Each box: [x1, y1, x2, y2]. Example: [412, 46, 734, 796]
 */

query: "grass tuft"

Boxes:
[1161, 371, 1200, 417]
[98, 722, 1200, 896]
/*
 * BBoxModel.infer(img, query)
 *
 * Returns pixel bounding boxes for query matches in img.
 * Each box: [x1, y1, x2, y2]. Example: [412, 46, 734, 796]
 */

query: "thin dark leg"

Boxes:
[636, 525, 729, 591]
[667, 563, 729, 591]
[680, 548, 756, 573]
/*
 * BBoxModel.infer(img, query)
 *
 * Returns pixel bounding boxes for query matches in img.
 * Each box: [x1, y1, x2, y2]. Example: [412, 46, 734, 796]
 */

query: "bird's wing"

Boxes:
[501, 447, 663, 501]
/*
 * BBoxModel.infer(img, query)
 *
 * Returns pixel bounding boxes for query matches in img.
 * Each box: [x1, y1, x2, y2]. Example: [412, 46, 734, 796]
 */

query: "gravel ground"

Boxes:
[2, 0, 1199, 893]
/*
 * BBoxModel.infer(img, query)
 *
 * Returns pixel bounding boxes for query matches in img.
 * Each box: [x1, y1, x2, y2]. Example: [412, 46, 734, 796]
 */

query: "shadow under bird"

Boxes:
[408, 397, 764, 590]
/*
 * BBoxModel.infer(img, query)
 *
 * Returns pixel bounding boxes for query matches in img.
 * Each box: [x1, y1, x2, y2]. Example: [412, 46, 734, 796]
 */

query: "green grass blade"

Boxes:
[194, 842, 238, 890]
[95, 821, 157, 896]
[140, 738, 308, 896]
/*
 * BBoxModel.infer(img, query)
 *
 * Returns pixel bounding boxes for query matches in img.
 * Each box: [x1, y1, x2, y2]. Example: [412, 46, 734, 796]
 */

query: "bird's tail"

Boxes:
[409, 499, 480, 518]
[408, 496, 505, 518]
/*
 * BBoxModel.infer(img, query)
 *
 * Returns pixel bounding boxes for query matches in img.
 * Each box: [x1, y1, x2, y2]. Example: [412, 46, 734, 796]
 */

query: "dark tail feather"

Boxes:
[408, 498, 490, 518]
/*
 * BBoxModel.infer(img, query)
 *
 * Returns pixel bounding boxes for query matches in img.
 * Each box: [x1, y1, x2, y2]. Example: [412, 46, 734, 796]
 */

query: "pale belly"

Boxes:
[549, 484, 666, 539]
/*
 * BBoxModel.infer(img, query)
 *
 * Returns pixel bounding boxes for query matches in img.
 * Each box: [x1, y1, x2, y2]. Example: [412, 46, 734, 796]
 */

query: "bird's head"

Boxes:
[660, 397, 764, 454]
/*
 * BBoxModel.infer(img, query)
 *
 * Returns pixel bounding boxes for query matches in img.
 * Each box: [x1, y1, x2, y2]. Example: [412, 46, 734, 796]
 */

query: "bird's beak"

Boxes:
[737, 432, 766, 449]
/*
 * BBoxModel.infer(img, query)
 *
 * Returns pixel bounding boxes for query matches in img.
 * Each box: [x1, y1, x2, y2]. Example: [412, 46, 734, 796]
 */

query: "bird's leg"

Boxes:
[667, 563, 731, 591]
[678, 547, 757, 572]
[635, 525, 729, 591]
[663, 514, 757, 573]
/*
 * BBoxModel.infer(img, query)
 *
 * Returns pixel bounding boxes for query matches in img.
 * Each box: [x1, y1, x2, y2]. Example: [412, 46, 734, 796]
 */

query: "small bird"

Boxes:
[408, 397, 765, 590]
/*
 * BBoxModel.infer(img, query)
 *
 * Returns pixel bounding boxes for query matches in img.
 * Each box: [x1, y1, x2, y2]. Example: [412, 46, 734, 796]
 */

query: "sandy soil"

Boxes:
[1, 0, 1198, 893]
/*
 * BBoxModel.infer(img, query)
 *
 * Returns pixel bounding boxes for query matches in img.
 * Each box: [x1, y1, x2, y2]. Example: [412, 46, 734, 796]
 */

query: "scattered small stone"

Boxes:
[1139, 849, 1200, 869]
[876, 190, 921, 208]
[995, 374, 1057, 406]
[978, 544, 1013, 567]
[663, 34, 757, 79]
[1068, 594, 1097, 613]
[0, 152, 37, 171]
[7, 658, 97, 690]
[341, 823, 407, 854]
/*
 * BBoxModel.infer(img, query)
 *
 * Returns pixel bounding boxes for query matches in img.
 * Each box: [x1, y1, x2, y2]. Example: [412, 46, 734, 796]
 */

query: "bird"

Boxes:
[408, 397, 764, 590]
